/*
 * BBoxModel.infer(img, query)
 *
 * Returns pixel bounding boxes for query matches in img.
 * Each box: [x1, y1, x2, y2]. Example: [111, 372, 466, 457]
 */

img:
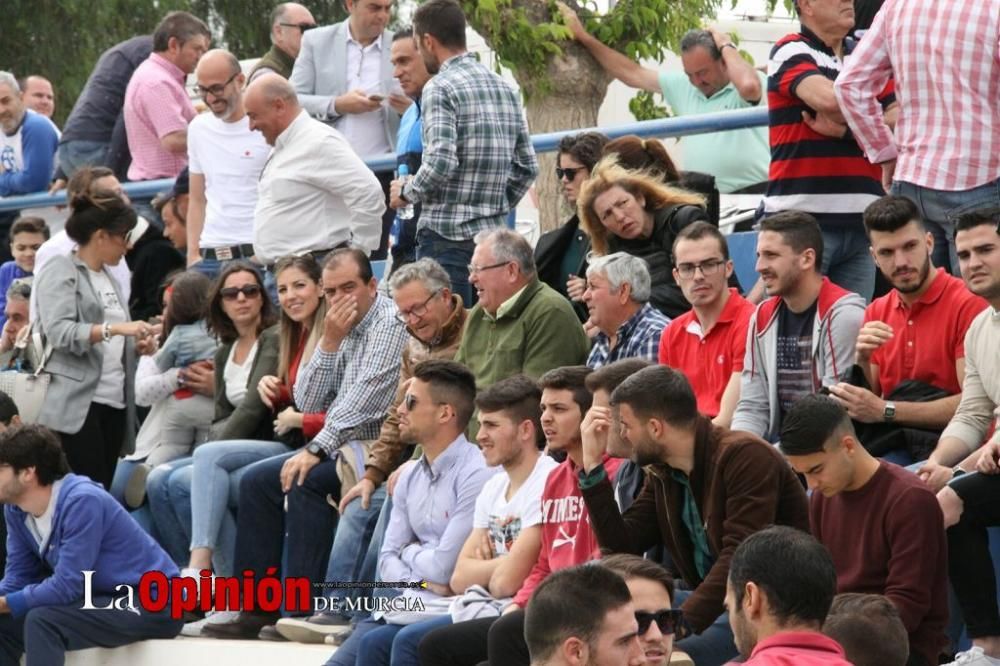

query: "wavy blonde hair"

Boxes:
[578, 157, 706, 255]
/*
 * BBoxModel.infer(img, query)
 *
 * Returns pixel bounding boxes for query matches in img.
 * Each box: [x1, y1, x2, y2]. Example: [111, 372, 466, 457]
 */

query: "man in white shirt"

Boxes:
[244, 74, 385, 281]
[186, 49, 270, 278]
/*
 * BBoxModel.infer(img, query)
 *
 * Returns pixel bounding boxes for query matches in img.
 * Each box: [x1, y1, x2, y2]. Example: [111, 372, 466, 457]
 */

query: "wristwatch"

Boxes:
[883, 402, 896, 422]
[306, 442, 327, 459]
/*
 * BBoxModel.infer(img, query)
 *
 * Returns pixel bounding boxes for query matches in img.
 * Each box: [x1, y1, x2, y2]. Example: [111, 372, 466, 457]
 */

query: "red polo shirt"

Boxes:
[658, 289, 755, 417]
[729, 631, 852, 665]
[865, 269, 988, 396]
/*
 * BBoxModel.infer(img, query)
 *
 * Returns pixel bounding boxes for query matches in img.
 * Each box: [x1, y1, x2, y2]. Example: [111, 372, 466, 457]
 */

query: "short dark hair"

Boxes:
[153, 11, 211, 52]
[558, 132, 610, 173]
[759, 211, 824, 271]
[823, 593, 909, 666]
[956, 207, 1000, 235]
[525, 563, 634, 663]
[610, 365, 697, 428]
[539, 366, 593, 415]
[601, 553, 675, 599]
[9, 216, 50, 244]
[162, 271, 213, 340]
[413, 0, 467, 49]
[0, 391, 18, 426]
[206, 262, 277, 344]
[779, 394, 854, 456]
[863, 196, 923, 237]
[585, 358, 652, 395]
[65, 190, 137, 245]
[392, 26, 414, 42]
[475, 375, 544, 449]
[0, 424, 70, 486]
[323, 247, 374, 283]
[672, 220, 730, 261]
[412, 360, 478, 431]
[729, 526, 837, 626]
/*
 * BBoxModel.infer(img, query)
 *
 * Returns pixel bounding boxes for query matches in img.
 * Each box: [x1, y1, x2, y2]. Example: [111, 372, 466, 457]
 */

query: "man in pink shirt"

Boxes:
[123, 11, 210, 182]
[724, 526, 852, 666]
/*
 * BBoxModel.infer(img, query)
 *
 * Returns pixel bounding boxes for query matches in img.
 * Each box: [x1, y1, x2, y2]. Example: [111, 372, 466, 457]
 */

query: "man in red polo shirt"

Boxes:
[659, 222, 755, 427]
[827, 196, 987, 468]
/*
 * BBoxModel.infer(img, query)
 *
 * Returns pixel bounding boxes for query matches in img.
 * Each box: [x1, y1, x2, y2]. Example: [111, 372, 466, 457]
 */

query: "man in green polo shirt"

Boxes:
[558, 2, 769, 194]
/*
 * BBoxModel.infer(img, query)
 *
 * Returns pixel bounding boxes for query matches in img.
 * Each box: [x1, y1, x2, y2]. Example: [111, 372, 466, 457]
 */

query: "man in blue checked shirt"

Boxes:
[389, 0, 538, 307]
[584, 252, 670, 369]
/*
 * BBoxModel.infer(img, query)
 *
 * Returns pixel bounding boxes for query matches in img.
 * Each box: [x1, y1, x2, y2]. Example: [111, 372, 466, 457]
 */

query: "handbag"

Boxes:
[0, 324, 53, 423]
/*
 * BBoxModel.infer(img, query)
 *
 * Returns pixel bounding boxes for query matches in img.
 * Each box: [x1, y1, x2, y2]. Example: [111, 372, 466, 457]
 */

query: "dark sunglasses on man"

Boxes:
[635, 609, 684, 636]
[280, 22, 317, 33]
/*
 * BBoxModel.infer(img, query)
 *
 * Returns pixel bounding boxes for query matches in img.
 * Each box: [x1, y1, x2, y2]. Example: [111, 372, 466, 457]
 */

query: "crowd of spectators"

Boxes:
[0, 0, 999, 665]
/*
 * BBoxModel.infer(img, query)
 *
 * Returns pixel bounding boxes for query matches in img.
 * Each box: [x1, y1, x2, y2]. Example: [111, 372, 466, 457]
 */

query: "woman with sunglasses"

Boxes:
[34, 190, 151, 489]
[602, 554, 683, 666]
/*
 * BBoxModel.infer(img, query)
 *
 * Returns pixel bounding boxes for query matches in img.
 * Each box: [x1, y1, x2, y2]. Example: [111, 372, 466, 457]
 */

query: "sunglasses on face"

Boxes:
[280, 22, 317, 32]
[220, 284, 262, 301]
[635, 609, 684, 636]
[556, 166, 586, 181]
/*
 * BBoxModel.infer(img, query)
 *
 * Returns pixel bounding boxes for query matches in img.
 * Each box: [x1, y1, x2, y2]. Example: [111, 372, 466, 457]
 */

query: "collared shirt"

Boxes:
[587, 302, 670, 369]
[492, 284, 528, 321]
[339, 32, 391, 157]
[941, 305, 1000, 453]
[659, 289, 756, 418]
[123, 52, 195, 180]
[835, 0, 1000, 191]
[378, 434, 496, 586]
[668, 468, 714, 580]
[253, 110, 386, 263]
[736, 631, 852, 666]
[403, 53, 538, 240]
[865, 269, 988, 396]
[293, 293, 408, 455]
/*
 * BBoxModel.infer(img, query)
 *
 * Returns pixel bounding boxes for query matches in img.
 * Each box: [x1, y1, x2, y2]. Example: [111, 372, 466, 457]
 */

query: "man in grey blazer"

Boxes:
[290, 0, 407, 261]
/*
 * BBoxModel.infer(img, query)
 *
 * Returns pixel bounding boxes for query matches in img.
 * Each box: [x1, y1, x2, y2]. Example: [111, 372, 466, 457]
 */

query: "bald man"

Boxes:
[246, 74, 385, 274]
[249, 3, 317, 84]
[184, 49, 270, 277]
[20, 76, 55, 120]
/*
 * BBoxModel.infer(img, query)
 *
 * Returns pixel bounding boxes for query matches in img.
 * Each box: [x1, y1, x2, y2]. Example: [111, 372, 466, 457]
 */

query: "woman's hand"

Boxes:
[274, 407, 304, 436]
[258, 375, 282, 409]
[566, 275, 587, 301]
[113, 321, 155, 339]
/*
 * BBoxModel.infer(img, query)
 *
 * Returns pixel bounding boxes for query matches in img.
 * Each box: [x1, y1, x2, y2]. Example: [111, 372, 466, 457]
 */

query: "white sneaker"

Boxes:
[181, 610, 241, 637]
[947, 647, 1000, 665]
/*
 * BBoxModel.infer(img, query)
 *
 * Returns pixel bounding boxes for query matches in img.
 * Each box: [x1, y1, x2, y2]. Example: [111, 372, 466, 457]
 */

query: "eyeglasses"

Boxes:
[280, 22, 317, 33]
[396, 289, 440, 324]
[675, 259, 726, 279]
[467, 261, 511, 276]
[220, 284, 263, 301]
[635, 609, 684, 636]
[195, 71, 240, 98]
[556, 166, 586, 181]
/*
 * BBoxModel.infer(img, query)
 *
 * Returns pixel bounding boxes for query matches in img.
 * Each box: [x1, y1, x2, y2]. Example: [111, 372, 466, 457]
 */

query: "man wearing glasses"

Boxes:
[186, 50, 270, 279]
[248, 3, 317, 84]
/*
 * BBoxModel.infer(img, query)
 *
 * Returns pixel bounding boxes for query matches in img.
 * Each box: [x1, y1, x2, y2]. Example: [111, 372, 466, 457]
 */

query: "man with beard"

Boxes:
[826, 196, 987, 467]
[186, 50, 270, 278]
[579, 365, 809, 665]
[724, 526, 852, 665]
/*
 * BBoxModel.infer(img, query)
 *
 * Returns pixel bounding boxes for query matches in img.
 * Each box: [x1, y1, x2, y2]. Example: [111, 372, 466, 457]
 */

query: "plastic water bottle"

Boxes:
[397, 164, 415, 220]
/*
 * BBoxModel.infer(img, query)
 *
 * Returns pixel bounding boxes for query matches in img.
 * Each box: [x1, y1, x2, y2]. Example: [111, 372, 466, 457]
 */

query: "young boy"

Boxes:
[0, 217, 49, 328]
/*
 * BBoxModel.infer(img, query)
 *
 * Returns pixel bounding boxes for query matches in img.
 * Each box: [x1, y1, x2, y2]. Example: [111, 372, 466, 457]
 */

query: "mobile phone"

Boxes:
[368, 94, 385, 103]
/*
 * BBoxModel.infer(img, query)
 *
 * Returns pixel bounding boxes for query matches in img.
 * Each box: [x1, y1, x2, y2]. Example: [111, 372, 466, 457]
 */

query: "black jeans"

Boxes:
[58, 402, 126, 490]
[948, 471, 1000, 638]
[418, 609, 528, 666]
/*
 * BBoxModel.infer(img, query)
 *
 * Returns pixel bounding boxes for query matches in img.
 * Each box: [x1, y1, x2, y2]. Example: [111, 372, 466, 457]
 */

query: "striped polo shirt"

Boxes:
[762, 26, 895, 226]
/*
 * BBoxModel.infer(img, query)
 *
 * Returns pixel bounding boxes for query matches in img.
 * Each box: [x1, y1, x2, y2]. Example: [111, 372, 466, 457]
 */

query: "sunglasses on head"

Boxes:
[635, 609, 684, 636]
[220, 284, 262, 301]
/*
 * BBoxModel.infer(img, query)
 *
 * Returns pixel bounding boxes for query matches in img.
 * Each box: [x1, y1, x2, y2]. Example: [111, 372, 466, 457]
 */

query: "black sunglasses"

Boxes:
[635, 609, 684, 636]
[280, 22, 317, 32]
[220, 284, 262, 301]
[556, 166, 586, 181]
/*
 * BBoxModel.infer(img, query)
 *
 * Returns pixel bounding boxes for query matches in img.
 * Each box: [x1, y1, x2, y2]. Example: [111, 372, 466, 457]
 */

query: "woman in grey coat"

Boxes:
[34, 191, 154, 488]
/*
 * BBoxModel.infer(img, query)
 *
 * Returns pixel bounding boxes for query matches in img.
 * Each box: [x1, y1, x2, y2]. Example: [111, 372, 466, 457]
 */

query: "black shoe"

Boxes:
[201, 611, 281, 639]
[257, 624, 288, 641]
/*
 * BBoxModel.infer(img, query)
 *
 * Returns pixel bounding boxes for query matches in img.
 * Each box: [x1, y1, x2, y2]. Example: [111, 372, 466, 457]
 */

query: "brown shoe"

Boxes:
[200, 611, 280, 639]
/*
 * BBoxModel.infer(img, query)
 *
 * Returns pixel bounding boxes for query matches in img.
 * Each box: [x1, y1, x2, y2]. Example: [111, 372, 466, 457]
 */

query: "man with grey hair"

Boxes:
[248, 3, 317, 84]
[558, 3, 768, 194]
[246, 73, 385, 275]
[0, 72, 59, 263]
[583, 252, 669, 369]
[456, 228, 589, 406]
[0, 280, 38, 371]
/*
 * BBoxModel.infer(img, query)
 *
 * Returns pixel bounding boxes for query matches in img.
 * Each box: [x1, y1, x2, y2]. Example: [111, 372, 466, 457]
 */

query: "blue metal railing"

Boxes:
[0, 106, 769, 213]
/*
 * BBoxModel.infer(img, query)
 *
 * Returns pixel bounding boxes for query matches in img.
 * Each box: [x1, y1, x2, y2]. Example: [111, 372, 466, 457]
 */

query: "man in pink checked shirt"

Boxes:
[835, 0, 1000, 276]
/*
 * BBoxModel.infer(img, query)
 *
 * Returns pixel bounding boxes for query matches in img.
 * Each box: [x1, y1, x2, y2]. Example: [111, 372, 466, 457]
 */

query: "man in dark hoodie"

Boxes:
[127, 169, 187, 320]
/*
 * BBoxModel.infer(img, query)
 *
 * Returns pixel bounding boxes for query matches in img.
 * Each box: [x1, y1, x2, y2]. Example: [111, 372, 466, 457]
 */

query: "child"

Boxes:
[153, 271, 218, 399]
[0, 217, 49, 328]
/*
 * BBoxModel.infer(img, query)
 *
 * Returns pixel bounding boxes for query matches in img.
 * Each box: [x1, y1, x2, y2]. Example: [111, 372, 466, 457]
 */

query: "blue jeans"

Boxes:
[357, 615, 453, 666]
[674, 588, 738, 666]
[416, 227, 477, 307]
[324, 487, 388, 619]
[145, 457, 194, 567]
[57, 140, 110, 177]
[892, 177, 1000, 275]
[820, 222, 876, 302]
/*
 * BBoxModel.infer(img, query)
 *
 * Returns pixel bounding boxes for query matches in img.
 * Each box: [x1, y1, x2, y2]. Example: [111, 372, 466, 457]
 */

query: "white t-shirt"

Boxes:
[223, 339, 258, 406]
[473, 454, 558, 556]
[187, 113, 270, 248]
[26, 478, 64, 551]
[89, 269, 126, 409]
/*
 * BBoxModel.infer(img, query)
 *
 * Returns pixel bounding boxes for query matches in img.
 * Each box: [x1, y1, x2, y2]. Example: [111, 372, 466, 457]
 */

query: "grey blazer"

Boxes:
[289, 21, 400, 153]
[34, 254, 137, 453]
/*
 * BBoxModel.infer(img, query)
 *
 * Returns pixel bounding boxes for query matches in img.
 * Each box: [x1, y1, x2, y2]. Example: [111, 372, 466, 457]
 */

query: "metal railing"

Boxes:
[0, 106, 769, 213]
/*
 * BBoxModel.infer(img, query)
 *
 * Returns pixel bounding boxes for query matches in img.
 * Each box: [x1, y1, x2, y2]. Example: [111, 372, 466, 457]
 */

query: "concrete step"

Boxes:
[64, 637, 334, 666]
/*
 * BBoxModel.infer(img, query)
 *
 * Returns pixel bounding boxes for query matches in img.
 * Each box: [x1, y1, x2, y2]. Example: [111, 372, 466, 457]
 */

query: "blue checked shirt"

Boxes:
[294, 293, 408, 456]
[402, 52, 538, 240]
[587, 303, 671, 369]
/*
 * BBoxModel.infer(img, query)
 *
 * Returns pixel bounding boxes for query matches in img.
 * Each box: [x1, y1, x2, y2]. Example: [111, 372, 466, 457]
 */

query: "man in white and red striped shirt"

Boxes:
[835, 0, 1000, 275]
